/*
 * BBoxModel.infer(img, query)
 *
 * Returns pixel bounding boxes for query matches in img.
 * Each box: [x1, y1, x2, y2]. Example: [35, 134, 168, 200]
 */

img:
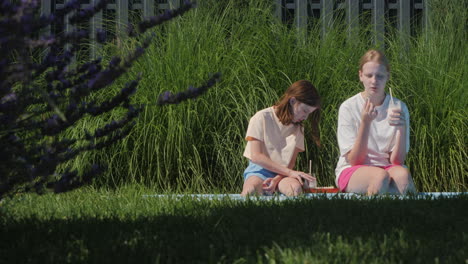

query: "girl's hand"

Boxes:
[388, 108, 406, 127]
[262, 176, 282, 195]
[287, 170, 316, 185]
[361, 97, 378, 123]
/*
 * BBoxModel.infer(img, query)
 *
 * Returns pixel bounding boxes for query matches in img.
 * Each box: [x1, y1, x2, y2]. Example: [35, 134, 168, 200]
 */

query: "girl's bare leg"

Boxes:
[387, 166, 417, 194]
[241, 176, 264, 196]
[278, 177, 303, 196]
[346, 166, 390, 195]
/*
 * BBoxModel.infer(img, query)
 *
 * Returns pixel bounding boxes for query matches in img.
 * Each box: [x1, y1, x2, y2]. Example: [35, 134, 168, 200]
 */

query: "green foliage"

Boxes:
[70, 0, 466, 192]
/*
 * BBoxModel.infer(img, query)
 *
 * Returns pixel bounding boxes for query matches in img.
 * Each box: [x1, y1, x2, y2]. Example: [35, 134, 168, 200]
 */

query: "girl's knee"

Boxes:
[367, 170, 390, 194]
[279, 179, 303, 196]
[374, 170, 391, 185]
[389, 166, 412, 181]
[389, 166, 417, 194]
[284, 185, 303, 196]
[241, 185, 258, 196]
[241, 178, 263, 196]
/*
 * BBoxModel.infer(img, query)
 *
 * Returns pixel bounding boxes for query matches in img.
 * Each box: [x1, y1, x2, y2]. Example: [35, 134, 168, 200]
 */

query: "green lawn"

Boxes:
[1, 0, 466, 262]
[1, 186, 467, 263]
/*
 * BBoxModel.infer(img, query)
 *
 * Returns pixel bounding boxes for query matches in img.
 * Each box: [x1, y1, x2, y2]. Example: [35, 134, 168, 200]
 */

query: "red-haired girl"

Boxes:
[241, 80, 321, 196]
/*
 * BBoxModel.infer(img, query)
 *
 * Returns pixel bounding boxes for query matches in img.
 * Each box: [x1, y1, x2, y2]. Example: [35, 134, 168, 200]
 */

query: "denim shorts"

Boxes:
[243, 161, 277, 181]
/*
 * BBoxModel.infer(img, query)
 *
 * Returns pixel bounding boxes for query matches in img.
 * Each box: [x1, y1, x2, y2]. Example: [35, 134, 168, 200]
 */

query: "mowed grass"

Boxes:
[1, 186, 467, 263]
[1, 0, 466, 263]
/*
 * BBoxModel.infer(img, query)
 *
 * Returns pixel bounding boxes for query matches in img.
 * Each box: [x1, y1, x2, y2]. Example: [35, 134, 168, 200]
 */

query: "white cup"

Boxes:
[387, 100, 401, 125]
[303, 174, 317, 189]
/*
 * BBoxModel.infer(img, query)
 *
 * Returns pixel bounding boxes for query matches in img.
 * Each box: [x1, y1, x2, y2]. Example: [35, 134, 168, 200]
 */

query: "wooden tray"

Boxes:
[305, 186, 340, 193]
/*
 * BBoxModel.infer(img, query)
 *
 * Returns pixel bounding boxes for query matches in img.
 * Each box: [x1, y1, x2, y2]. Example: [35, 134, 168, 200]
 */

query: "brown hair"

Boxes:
[359, 49, 390, 72]
[274, 80, 321, 147]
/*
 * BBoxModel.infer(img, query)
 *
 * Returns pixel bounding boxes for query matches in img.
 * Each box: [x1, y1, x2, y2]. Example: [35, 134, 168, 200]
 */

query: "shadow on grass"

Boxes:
[1, 196, 467, 263]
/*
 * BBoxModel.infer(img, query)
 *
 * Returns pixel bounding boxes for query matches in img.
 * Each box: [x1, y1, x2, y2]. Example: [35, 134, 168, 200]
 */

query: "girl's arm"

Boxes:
[287, 147, 300, 170]
[389, 106, 409, 164]
[346, 99, 377, 165]
[262, 148, 302, 194]
[390, 128, 407, 164]
[249, 139, 313, 184]
[249, 139, 292, 176]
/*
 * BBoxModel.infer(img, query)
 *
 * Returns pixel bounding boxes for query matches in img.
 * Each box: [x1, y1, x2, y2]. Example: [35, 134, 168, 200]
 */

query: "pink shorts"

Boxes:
[338, 165, 399, 192]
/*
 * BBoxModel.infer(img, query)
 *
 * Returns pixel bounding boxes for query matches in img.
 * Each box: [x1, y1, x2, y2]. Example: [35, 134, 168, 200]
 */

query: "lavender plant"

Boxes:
[0, 0, 220, 198]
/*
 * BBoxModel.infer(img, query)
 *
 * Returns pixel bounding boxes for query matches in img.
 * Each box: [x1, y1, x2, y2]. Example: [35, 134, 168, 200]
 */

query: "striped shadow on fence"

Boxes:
[41, 0, 183, 59]
[41, 0, 430, 58]
[276, 0, 429, 46]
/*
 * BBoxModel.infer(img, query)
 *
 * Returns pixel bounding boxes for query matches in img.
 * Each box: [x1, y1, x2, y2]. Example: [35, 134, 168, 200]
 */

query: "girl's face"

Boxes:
[290, 98, 318, 124]
[359, 61, 389, 99]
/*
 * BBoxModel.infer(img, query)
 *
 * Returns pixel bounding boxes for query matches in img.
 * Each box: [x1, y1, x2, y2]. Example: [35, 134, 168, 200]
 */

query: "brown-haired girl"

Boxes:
[335, 49, 416, 195]
[241, 80, 321, 196]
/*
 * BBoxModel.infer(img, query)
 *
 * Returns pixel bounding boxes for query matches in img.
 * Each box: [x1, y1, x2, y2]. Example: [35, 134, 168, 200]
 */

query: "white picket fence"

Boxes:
[40, 0, 429, 58]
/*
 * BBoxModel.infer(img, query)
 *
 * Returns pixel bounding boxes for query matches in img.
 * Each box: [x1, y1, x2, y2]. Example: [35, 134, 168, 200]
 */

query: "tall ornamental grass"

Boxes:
[67, 0, 467, 193]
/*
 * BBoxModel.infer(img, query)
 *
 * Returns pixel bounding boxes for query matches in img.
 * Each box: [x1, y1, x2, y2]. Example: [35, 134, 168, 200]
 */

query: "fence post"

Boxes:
[373, 0, 385, 48]
[116, 0, 129, 41]
[296, 0, 308, 43]
[398, 0, 410, 36]
[65, 12, 74, 34]
[90, 0, 103, 59]
[398, 0, 410, 52]
[62, 7, 77, 64]
[40, 0, 52, 35]
[321, 0, 333, 38]
[274, 0, 282, 22]
[423, 0, 430, 41]
[143, 0, 155, 18]
[346, 0, 359, 42]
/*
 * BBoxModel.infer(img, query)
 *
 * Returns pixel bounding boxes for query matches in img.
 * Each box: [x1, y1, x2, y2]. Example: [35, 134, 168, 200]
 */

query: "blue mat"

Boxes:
[142, 192, 468, 201]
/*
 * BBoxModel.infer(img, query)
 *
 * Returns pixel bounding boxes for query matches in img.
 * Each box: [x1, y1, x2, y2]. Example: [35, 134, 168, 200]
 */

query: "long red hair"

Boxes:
[274, 80, 321, 147]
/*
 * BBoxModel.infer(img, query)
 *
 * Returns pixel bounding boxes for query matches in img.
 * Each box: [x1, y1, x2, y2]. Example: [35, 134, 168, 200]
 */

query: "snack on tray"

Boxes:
[306, 186, 340, 193]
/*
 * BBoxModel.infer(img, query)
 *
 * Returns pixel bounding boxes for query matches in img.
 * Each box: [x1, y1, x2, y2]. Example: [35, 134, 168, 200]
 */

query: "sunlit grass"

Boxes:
[1, 186, 467, 263]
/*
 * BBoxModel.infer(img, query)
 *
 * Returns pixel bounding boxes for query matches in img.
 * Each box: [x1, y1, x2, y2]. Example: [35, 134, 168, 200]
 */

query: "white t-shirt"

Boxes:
[335, 93, 410, 185]
[243, 107, 305, 167]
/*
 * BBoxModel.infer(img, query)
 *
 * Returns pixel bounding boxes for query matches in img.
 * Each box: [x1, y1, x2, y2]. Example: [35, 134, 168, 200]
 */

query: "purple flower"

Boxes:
[47, 115, 59, 126]
[156, 73, 221, 105]
[96, 28, 106, 43]
[162, 10, 173, 20]
[42, 114, 63, 135]
[184, 0, 196, 7]
[0, 0, 217, 199]
[1, 92, 17, 103]
[8, 134, 20, 142]
[63, 0, 80, 11]
[161, 91, 172, 101]
[60, 78, 71, 88]
[67, 102, 77, 112]
[109, 57, 121, 68]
